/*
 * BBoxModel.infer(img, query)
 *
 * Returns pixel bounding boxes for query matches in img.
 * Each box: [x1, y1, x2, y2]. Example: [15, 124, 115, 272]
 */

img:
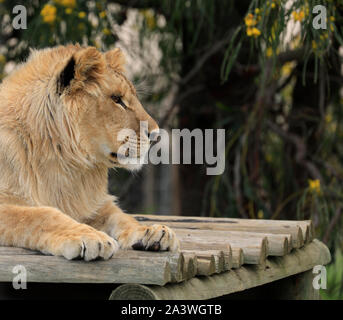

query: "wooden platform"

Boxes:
[0, 215, 331, 300]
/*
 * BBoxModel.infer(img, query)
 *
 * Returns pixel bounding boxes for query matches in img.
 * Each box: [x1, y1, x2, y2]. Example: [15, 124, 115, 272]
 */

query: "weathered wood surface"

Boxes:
[110, 239, 330, 300]
[0, 248, 177, 285]
[196, 258, 216, 276]
[182, 253, 197, 280]
[231, 247, 244, 269]
[134, 214, 309, 248]
[176, 228, 289, 256]
[179, 235, 268, 265]
[180, 242, 233, 269]
[0, 216, 325, 292]
[182, 250, 226, 273]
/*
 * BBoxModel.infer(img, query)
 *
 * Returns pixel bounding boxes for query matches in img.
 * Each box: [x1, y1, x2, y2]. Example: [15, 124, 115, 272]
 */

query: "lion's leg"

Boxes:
[0, 203, 118, 260]
[87, 200, 179, 252]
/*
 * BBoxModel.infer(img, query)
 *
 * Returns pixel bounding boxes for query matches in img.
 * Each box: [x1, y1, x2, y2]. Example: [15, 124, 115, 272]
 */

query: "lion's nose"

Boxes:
[149, 129, 160, 142]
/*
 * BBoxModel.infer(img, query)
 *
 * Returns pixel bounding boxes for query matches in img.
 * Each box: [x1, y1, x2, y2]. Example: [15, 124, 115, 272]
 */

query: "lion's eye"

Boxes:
[111, 95, 127, 109]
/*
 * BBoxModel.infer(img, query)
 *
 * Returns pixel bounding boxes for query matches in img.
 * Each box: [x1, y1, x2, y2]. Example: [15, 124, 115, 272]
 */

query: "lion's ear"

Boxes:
[58, 47, 106, 93]
[105, 48, 126, 73]
[74, 47, 106, 82]
[58, 57, 76, 92]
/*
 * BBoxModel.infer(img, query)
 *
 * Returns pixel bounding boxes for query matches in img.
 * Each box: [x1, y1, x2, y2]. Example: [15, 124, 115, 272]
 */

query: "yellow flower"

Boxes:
[312, 40, 317, 50]
[281, 62, 293, 77]
[257, 210, 264, 219]
[54, 0, 76, 8]
[271, 3, 276, 8]
[99, 11, 106, 19]
[244, 13, 257, 27]
[320, 33, 328, 41]
[292, 10, 305, 22]
[330, 16, 335, 22]
[255, 8, 260, 14]
[253, 28, 261, 37]
[266, 47, 273, 57]
[308, 179, 321, 194]
[246, 27, 261, 38]
[0, 54, 6, 64]
[41, 4, 57, 24]
[298, 11, 305, 20]
[141, 9, 156, 30]
[102, 28, 111, 35]
[78, 11, 86, 19]
[65, 8, 72, 14]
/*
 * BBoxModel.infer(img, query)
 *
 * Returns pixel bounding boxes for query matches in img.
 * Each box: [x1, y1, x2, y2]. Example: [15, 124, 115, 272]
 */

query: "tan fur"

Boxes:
[0, 44, 179, 261]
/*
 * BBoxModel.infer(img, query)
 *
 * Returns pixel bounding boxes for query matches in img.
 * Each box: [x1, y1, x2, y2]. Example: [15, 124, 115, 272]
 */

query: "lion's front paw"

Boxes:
[56, 228, 119, 261]
[118, 224, 180, 252]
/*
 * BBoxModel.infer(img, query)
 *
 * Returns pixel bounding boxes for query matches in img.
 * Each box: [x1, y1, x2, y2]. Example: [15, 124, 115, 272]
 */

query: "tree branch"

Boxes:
[266, 120, 323, 181]
[323, 206, 342, 245]
[180, 31, 235, 86]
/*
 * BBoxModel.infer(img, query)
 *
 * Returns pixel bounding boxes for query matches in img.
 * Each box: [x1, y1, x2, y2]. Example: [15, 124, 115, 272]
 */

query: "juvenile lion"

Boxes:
[0, 44, 179, 261]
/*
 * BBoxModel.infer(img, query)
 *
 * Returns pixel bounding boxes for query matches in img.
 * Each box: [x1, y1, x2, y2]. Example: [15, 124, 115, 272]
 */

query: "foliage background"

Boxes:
[1, 0, 343, 299]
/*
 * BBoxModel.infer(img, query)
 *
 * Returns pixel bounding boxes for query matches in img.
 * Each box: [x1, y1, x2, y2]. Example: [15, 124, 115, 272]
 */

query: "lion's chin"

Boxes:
[108, 158, 145, 172]
[122, 162, 144, 172]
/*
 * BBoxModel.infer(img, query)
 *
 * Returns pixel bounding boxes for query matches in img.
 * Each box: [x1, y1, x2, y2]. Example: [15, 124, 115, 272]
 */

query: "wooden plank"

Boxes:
[182, 250, 225, 273]
[0, 247, 184, 282]
[0, 247, 41, 255]
[196, 258, 216, 276]
[179, 235, 267, 265]
[180, 242, 232, 270]
[176, 228, 288, 257]
[134, 214, 312, 233]
[134, 215, 305, 248]
[0, 248, 179, 285]
[222, 251, 231, 271]
[297, 221, 314, 242]
[111, 250, 184, 283]
[109, 239, 331, 300]
[180, 251, 215, 277]
[231, 247, 244, 269]
[182, 253, 197, 280]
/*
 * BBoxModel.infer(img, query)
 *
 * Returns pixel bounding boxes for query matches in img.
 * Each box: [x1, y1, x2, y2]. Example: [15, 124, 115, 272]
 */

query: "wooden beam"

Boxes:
[196, 258, 216, 276]
[182, 253, 197, 280]
[179, 235, 267, 265]
[176, 228, 289, 256]
[109, 239, 330, 300]
[180, 242, 232, 270]
[134, 214, 306, 248]
[182, 250, 226, 273]
[231, 247, 244, 269]
[0, 247, 178, 285]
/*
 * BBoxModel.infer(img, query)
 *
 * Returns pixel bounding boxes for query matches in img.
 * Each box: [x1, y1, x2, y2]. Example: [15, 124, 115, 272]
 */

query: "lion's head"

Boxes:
[2, 44, 159, 171]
